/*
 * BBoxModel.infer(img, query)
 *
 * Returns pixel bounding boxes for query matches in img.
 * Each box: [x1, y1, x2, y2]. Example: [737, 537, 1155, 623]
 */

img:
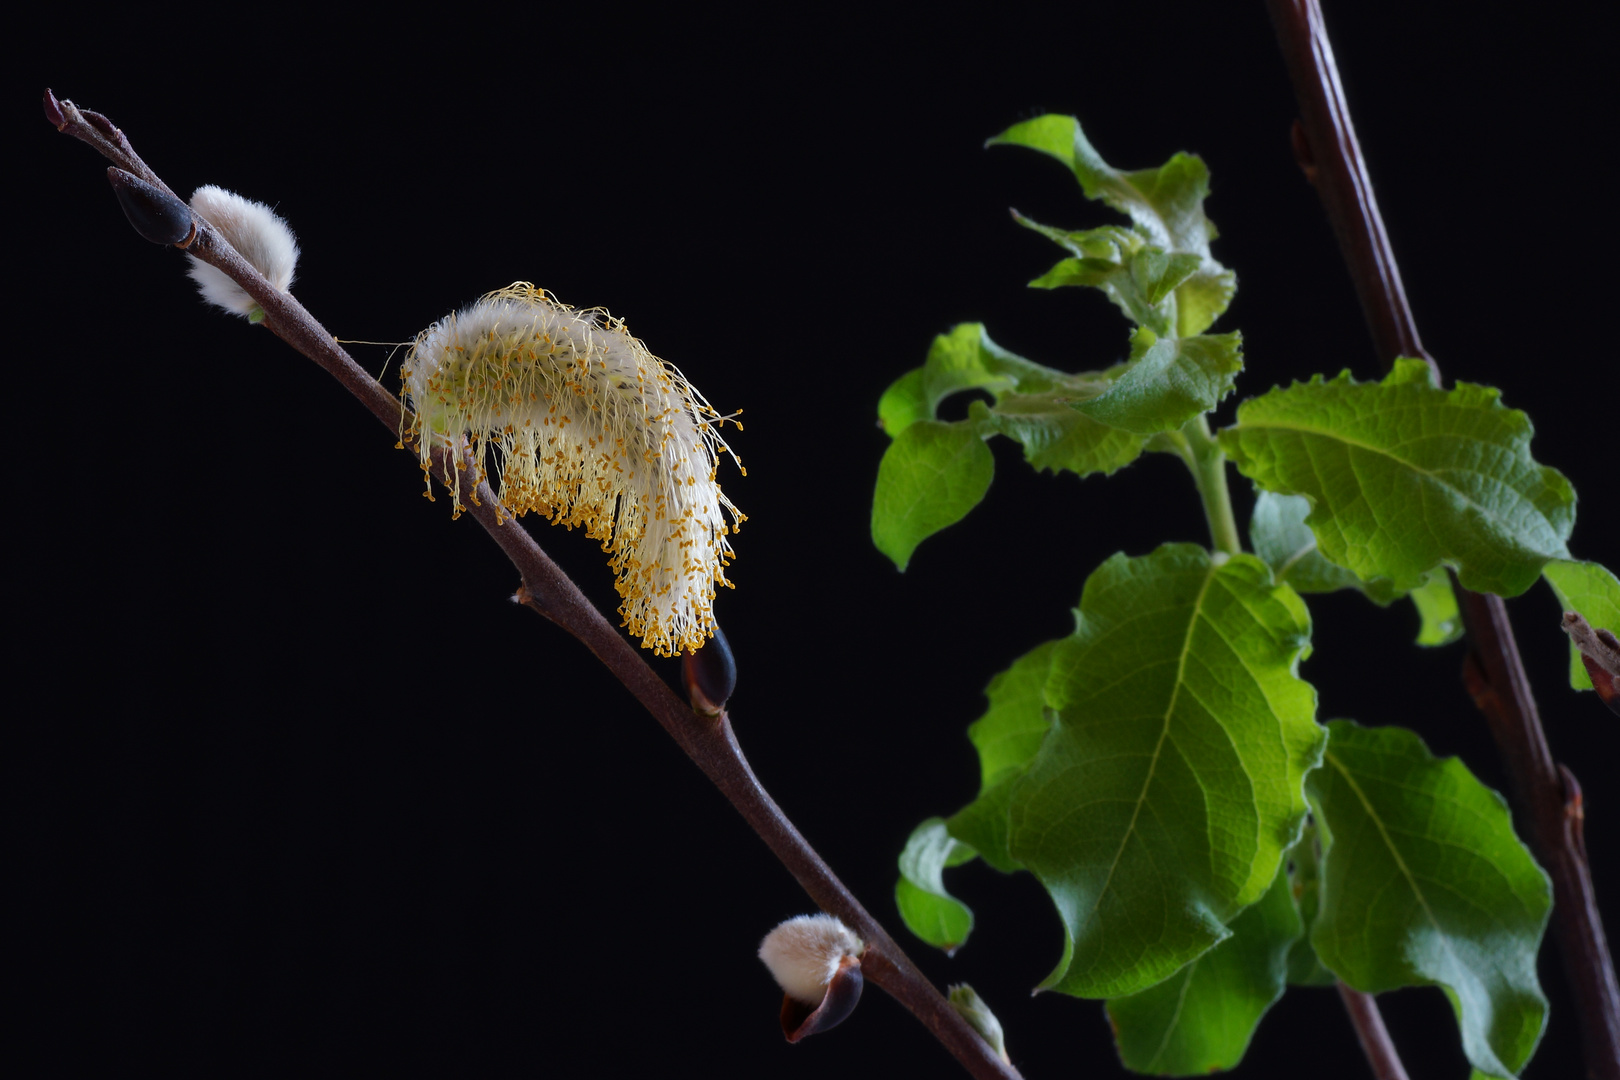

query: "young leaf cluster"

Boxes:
[877, 115, 1615, 1077]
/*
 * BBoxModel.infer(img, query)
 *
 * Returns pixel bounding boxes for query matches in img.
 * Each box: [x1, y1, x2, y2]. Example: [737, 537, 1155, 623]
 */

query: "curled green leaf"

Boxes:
[896, 818, 977, 953]
[1073, 328, 1242, 436]
[990, 114, 1234, 337]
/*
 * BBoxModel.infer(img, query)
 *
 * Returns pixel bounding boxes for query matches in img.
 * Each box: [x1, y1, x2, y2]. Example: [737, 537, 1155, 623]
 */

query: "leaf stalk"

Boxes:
[1179, 415, 1242, 557]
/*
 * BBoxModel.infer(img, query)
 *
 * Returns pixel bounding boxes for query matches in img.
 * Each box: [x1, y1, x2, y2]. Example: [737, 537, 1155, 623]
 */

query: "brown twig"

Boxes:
[1564, 614, 1620, 715]
[1265, 4, 1620, 1077]
[46, 90, 1021, 1080]
[1336, 982, 1411, 1080]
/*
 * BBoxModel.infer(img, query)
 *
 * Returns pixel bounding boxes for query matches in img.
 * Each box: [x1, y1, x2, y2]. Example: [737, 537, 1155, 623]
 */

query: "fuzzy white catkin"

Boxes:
[400, 283, 744, 657]
[185, 185, 300, 317]
[758, 914, 862, 1005]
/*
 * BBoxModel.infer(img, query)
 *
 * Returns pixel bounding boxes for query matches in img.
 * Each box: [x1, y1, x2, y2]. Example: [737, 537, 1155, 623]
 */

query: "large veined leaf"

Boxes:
[895, 818, 977, 953]
[1542, 559, 1620, 690]
[989, 114, 1234, 337]
[1309, 721, 1551, 1079]
[1007, 544, 1325, 998]
[872, 420, 993, 571]
[1221, 358, 1575, 598]
[946, 640, 1060, 873]
[1073, 327, 1242, 436]
[1106, 857, 1301, 1075]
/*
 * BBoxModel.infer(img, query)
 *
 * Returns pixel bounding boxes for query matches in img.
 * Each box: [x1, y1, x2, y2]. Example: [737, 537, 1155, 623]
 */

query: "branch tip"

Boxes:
[43, 88, 65, 129]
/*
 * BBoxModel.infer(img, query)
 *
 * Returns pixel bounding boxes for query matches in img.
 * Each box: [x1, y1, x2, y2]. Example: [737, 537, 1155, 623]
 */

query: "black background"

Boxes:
[11, 4, 1618, 1077]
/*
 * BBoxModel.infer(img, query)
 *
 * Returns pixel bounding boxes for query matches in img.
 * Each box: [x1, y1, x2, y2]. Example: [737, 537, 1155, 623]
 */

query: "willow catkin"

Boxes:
[401, 283, 744, 656]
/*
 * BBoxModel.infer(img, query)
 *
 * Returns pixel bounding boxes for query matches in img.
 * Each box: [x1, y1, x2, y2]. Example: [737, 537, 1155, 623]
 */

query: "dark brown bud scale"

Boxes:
[107, 167, 193, 246]
[780, 955, 862, 1043]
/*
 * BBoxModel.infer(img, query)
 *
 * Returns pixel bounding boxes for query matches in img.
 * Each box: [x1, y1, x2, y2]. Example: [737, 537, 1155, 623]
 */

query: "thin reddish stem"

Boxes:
[48, 91, 1020, 1080]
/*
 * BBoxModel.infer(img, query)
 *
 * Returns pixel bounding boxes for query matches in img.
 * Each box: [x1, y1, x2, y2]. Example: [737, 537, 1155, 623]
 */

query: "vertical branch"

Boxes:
[1266, 4, 1620, 1077]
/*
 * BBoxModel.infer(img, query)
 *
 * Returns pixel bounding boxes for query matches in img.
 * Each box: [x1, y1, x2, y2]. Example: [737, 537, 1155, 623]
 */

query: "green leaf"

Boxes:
[896, 818, 978, 953]
[1073, 328, 1242, 436]
[1543, 559, 1620, 690]
[1018, 214, 1200, 337]
[1248, 491, 1459, 643]
[1309, 721, 1551, 1078]
[1284, 823, 1336, 987]
[990, 115, 1234, 336]
[872, 420, 994, 571]
[1007, 544, 1325, 998]
[872, 325, 1148, 563]
[1221, 358, 1575, 597]
[1249, 491, 1367, 596]
[1410, 569, 1464, 647]
[1106, 857, 1302, 1075]
[970, 397, 1145, 478]
[877, 368, 928, 437]
[946, 640, 1061, 872]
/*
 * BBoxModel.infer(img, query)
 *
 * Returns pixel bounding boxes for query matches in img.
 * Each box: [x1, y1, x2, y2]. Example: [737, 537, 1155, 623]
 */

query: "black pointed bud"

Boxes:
[682, 621, 736, 716]
[107, 167, 192, 246]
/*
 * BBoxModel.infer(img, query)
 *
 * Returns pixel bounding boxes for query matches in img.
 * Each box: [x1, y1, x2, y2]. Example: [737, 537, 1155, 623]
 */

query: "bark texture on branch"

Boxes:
[1265, 6, 1620, 1077]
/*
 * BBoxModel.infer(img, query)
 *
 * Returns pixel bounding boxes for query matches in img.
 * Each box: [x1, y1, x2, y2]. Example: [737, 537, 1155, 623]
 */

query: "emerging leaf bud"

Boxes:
[948, 984, 1010, 1064]
[758, 914, 864, 1042]
[400, 284, 745, 657]
[184, 185, 300, 321]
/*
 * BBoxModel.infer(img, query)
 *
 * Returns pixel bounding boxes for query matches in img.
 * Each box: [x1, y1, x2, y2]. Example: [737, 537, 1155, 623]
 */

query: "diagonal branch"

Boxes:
[1264, 5, 1620, 1078]
[45, 89, 1021, 1080]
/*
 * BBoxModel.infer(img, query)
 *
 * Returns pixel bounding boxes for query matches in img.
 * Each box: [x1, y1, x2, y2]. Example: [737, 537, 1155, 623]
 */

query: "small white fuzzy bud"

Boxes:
[185, 185, 300, 319]
[758, 914, 862, 1006]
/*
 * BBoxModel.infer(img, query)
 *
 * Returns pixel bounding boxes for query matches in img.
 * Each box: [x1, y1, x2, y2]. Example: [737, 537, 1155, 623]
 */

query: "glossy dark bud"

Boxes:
[780, 955, 862, 1043]
[107, 167, 192, 246]
[682, 621, 736, 716]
